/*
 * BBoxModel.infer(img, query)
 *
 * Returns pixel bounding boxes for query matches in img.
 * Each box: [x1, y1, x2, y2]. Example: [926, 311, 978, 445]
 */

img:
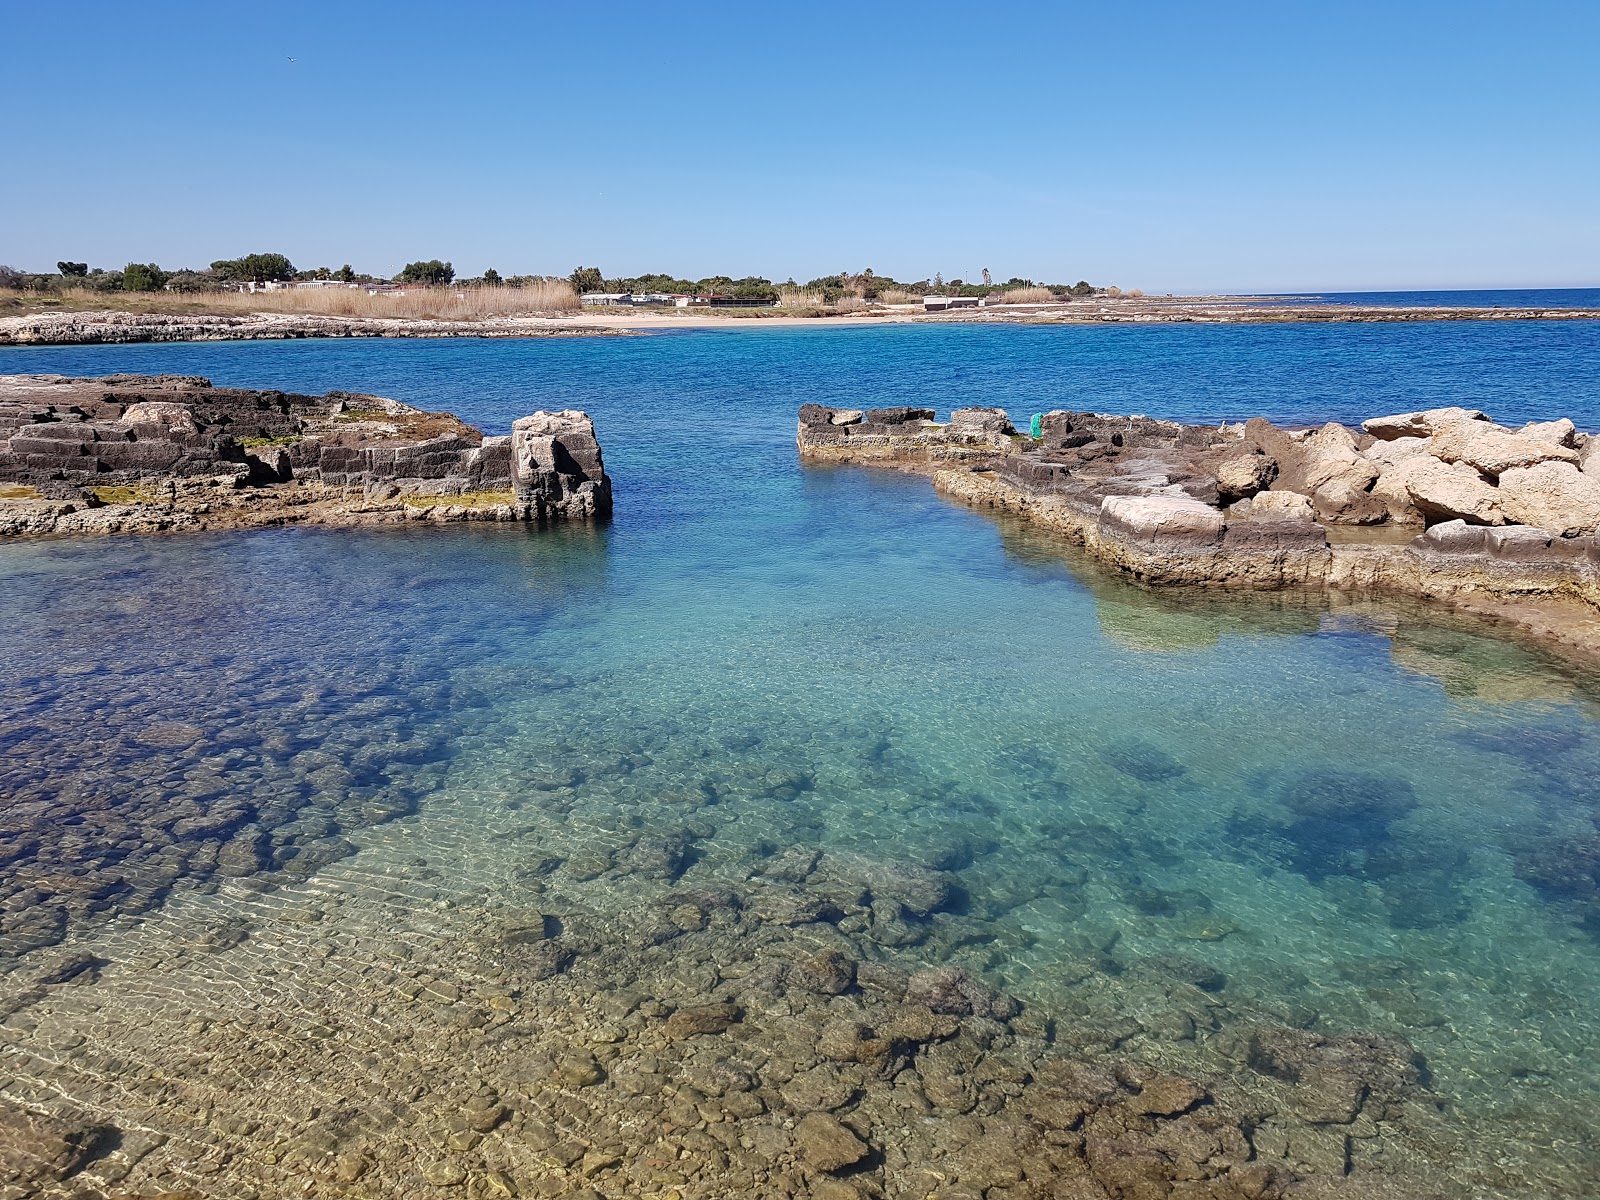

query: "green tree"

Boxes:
[122, 262, 170, 292]
[333, 264, 357, 283]
[397, 259, 455, 285]
[482, 268, 501, 286]
[569, 266, 604, 293]
[57, 261, 88, 277]
[211, 253, 297, 283]
[1070, 280, 1093, 295]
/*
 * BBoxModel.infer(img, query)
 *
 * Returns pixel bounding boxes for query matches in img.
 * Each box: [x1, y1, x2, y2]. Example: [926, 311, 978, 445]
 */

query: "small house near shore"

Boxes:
[675, 294, 779, 309]
[923, 295, 981, 312]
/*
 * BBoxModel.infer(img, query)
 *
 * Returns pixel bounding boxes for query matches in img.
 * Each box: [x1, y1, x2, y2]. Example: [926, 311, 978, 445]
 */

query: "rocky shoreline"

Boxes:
[798, 403, 1600, 666]
[0, 374, 611, 536]
[0, 310, 626, 346]
[2, 299, 1597, 347]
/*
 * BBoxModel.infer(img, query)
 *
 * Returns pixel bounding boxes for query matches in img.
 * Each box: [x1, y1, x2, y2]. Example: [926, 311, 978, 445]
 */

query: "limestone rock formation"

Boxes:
[1215, 452, 1277, 500]
[798, 401, 1600, 659]
[510, 411, 611, 519]
[1100, 495, 1224, 546]
[1386, 455, 1506, 525]
[0, 374, 612, 535]
[1497, 460, 1600, 536]
[1427, 420, 1578, 476]
[1362, 406, 1488, 440]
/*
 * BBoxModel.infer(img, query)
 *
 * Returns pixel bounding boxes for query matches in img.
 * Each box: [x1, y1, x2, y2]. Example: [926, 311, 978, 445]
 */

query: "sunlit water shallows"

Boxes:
[3, 324, 1600, 1198]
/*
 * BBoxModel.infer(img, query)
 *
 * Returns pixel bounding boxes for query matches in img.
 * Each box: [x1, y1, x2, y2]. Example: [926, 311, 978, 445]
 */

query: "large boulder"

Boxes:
[1521, 417, 1579, 448]
[1427, 422, 1578, 477]
[509, 410, 611, 518]
[1363, 435, 1431, 469]
[1247, 490, 1315, 521]
[1099, 495, 1224, 546]
[947, 407, 1015, 435]
[1368, 467, 1425, 525]
[120, 401, 200, 437]
[1386, 456, 1505, 525]
[863, 407, 934, 425]
[1362, 407, 1488, 440]
[1251, 421, 1388, 524]
[1215, 453, 1277, 501]
[1496, 460, 1600, 536]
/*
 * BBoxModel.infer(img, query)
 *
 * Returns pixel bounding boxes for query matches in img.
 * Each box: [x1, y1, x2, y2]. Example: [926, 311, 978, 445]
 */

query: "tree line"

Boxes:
[2, 255, 1114, 300]
[570, 266, 1108, 301]
[0, 254, 568, 294]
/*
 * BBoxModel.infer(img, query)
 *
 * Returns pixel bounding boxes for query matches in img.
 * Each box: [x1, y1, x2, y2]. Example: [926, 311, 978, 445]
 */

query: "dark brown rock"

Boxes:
[794, 1112, 869, 1172]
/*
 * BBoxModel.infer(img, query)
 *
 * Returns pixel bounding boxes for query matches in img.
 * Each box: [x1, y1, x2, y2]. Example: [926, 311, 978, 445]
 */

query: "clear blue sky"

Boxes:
[5, 1, 1597, 293]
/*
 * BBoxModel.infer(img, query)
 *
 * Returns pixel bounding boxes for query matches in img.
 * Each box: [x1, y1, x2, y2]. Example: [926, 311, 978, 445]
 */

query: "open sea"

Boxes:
[3, 321, 1600, 1198]
[1267, 287, 1600, 309]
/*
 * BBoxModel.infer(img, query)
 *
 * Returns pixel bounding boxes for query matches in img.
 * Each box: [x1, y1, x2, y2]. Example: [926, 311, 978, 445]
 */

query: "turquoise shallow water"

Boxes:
[4, 323, 1600, 1194]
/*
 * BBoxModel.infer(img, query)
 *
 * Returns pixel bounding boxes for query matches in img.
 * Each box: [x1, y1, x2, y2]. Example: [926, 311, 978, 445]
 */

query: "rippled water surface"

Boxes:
[3, 324, 1600, 1198]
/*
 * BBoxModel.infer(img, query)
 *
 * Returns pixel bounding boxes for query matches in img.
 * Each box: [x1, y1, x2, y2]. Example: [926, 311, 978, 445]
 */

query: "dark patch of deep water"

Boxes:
[4, 323, 1600, 1190]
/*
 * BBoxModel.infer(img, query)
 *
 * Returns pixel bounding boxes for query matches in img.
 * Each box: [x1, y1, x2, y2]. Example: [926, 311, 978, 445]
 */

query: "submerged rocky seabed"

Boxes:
[4, 520, 1600, 1200]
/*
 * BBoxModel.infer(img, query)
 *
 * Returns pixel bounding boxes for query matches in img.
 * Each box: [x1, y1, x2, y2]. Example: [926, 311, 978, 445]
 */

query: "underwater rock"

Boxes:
[626, 830, 694, 881]
[794, 1112, 869, 1173]
[1132, 1074, 1208, 1117]
[1510, 830, 1600, 936]
[904, 965, 1020, 1020]
[1099, 738, 1187, 783]
[0, 1103, 117, 1187]
[817, 850, 957, 918]
[790, 949, 857, 995]
[1230, 1025, 1423, 1117]
[663, 1002, 741, 1039]
[1276, 766, 1417, 827]
[1457, 722, 1584, 762]
[1238, 767, 1472, 927]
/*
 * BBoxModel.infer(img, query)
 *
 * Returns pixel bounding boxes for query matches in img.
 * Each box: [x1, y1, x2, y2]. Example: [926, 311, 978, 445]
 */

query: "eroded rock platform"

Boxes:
[0, 374, 610, 535]
[799, 402, 1600, 662]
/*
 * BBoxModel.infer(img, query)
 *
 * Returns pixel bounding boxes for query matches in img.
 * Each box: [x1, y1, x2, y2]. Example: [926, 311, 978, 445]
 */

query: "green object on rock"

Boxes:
[1030, 412, 1042, 438]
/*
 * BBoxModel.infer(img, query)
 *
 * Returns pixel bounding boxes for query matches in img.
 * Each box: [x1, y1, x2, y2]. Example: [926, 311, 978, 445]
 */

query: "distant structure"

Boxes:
[982, 268, 992, 287]
[923, 296, 981, 312]
[674, 294, 778, 309]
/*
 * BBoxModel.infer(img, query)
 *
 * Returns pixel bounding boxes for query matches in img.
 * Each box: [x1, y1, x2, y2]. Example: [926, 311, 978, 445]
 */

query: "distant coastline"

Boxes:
[3, 290, 1598, 346]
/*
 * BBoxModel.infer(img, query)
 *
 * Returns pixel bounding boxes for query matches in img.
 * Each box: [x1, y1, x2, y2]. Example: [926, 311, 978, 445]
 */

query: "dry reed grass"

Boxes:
[778, 286, 823, 306]
[876, 289, 920, 305]
[998, 286, 1054, 304]
[1, 282, 581, 321]
[211, 282, 580, 319]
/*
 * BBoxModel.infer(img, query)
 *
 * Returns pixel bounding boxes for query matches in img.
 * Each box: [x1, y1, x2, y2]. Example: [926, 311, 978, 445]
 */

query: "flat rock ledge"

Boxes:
[0, 309, 624, 346]
[0, 374, 611, 536]
[799, 403, 1600, 663]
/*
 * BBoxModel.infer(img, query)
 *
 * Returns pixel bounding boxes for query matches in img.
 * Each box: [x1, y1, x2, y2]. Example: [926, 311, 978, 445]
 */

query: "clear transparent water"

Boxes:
[4, 323, 1600, 1196]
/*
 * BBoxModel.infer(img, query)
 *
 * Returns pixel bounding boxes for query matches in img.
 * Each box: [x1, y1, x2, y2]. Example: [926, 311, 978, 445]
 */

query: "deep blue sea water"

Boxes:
[3, 323, 1600, 1195]
[1268, 287, 1600, 310]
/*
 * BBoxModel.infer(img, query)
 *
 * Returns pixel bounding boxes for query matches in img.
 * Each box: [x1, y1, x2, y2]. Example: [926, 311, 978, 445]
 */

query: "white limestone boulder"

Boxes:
[1496, 460, 1600, 537]
[1426, 422, 1578, 477]
[1362, 407, 1488, 441]
[1099, 495, 1225, 546]
[1520, 417, 1579, 448]
[1385, 456, 1506, 525]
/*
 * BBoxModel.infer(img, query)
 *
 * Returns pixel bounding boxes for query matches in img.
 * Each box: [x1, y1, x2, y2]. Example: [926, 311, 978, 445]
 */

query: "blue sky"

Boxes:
[4, 1, 1597, 292]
